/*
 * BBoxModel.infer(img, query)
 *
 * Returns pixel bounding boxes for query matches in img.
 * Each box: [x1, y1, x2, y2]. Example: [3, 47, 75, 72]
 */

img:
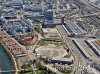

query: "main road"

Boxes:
[56, 23, 100, 73]
[56, 25, 84, 74]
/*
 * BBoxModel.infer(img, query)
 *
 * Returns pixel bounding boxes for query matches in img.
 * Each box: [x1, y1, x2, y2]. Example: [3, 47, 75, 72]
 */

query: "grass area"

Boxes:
[15, 58, 20, 70]
[35, 64, 56, 74]
[60, 70, 73, 74]
[35, 70, 47, 74]
[18, 70, 33, 74]
[35, 70, 40, 74]
[18, 64, 33, 74]
[37, 39, 64, 46]
[27, 65, 33, 71]
[37, 39, 48, 46]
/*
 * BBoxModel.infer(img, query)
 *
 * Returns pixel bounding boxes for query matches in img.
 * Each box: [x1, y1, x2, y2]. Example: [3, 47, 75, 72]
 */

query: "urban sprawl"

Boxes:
[0, 0, 100, 74]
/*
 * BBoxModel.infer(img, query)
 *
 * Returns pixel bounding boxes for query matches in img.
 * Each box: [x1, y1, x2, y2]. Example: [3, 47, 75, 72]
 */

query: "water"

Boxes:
[0, 46, 13, 74]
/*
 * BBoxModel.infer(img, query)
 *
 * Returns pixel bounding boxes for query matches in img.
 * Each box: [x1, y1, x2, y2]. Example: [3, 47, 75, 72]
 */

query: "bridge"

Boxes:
[0, 69, 29, 73]
[0, 70, 18, 73]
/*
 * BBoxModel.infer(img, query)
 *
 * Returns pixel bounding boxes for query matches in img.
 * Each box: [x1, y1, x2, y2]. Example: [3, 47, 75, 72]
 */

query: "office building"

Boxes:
[9, 1, 23, 9]
[44, 9, 53, 20]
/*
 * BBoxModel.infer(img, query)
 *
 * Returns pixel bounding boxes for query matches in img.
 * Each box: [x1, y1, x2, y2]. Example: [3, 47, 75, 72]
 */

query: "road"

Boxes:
[77, 39, 100, 62]
[64, 0, 100, 25]
[78, 0, 100, 28]
[56, 23, 100, 74]
[56, 25, 83, 74]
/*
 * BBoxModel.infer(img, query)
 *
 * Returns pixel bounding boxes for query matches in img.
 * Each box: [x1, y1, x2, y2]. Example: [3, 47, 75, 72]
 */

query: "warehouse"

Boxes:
[85, 39, 100, 56]
[48, 57, 73, 65]
[72, 39, 90, 59]
[63, 21, 87, 37]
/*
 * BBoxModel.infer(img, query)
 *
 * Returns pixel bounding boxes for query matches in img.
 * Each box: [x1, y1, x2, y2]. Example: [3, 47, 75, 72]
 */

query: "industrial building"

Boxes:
[63, 21, 87, 37]
[85, 39, 100, 56]
[82, 25, 94, 34]
[48, 57, 73, 65]
[72, 39, 90, 59]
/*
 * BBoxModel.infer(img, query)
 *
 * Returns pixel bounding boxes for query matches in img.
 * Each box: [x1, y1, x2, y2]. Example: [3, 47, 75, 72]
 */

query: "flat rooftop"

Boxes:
[51, 57, 73, 62]
[64, 21, 87, 36]
[5, 20, 34, 35]
[86, 39, 100, 56]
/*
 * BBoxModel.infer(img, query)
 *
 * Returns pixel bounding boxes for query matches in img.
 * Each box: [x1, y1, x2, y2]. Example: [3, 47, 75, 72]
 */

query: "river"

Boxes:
[0, 46, 13, 74]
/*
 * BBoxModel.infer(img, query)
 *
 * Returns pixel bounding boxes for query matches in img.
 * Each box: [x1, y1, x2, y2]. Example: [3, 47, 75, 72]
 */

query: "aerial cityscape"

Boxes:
[0, 0, 100, 74]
